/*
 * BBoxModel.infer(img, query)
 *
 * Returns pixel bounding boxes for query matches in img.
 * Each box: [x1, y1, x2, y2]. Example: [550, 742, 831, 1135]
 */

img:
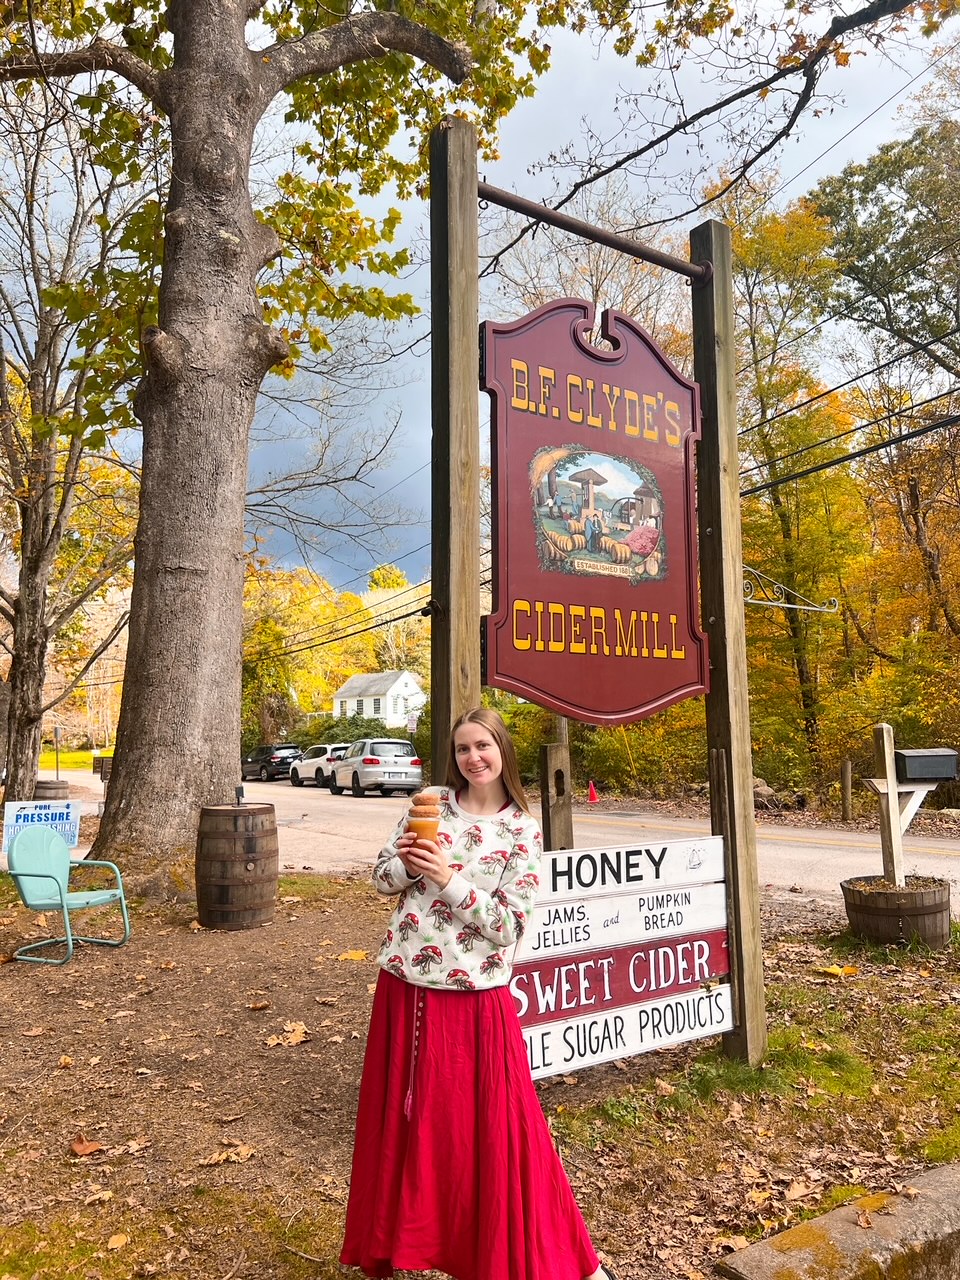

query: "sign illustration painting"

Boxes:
[482, 299, 708, 723]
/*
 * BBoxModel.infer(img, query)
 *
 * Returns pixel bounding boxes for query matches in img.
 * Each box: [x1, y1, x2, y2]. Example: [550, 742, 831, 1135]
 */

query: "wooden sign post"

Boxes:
[690, 221, 767, 1066]
[429, 119, 481, 771]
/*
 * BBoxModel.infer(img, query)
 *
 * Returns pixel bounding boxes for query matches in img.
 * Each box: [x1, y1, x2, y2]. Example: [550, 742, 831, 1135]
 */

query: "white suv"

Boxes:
[329, 739, 422, 797]
[289, 743, 350, 788]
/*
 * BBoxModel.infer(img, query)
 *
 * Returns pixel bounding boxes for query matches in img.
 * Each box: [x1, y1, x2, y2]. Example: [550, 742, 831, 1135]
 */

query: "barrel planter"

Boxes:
[33, 779, 70, 801]
[841, 875, 951, 949]
[195, 803, 278, 930]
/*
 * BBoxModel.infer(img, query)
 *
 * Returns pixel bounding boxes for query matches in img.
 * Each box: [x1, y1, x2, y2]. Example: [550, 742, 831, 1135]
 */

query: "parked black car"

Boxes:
[240, 744, 302, 781]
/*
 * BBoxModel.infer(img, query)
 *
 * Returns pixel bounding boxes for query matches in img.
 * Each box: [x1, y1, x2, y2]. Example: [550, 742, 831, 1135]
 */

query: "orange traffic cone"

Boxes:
[588, 780, 599, 804]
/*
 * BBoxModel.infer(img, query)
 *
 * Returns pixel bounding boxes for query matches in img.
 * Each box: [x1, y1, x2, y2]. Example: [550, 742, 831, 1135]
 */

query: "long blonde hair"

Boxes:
[445, 707, 530, 813]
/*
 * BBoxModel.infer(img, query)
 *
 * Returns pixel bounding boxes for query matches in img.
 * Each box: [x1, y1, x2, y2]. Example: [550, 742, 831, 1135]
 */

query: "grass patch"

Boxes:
[828, 923, 960, 963]
[766, 1025, 874, 1100]
[1, 1215, 161, 1279]
[0, 1190, 346, 1280]
[816, 1184, 870, 1211]
[38, 749, 108, 772]
[0, 877, 20, 908]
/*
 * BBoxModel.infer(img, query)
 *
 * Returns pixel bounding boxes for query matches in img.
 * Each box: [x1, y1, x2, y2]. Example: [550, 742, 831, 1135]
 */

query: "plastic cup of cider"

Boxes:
[405, 816, 441, 846]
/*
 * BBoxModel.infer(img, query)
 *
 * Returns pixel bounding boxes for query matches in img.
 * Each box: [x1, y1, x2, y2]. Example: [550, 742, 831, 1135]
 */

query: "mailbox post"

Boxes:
[862, 723, 958, 886]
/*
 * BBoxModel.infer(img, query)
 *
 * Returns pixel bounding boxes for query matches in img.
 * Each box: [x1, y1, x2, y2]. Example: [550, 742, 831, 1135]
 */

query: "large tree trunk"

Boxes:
[4, 442, 61, 801]
[93, 0, 286, 870]
[4, 588, 49, 800]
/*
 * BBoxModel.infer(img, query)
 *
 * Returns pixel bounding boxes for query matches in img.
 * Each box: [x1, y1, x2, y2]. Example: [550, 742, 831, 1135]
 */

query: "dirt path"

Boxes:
[0, 871, 954, 1280]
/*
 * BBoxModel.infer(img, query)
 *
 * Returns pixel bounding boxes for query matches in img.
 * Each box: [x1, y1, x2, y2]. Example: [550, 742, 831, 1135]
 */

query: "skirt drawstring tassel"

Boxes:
[404, 988, 424, 1119]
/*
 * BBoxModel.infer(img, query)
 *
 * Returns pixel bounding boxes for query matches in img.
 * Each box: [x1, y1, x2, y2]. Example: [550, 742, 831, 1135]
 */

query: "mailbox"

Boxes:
[894, 748, 958, 783]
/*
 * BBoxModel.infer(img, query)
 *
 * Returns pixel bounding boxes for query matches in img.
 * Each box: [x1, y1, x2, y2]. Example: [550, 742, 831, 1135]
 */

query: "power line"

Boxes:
[243, 540, 433, 654]
[736, 39, 960, 216]
[740, 411, 960, 497]
[246, 601, 434, 663]
[738, 327, 960, 437]
[261, 569, 433, 650]
[733, 228, 960, 379]
[738, 386, 960, 480]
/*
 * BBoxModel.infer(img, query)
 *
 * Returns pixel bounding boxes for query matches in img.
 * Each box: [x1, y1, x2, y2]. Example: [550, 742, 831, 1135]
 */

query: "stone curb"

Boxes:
[714, 1165, 960, 1280]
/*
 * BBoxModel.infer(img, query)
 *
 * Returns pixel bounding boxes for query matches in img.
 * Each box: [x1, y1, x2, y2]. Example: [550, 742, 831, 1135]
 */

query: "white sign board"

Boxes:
[512, 836, 732, 1079]
[2, 800, 82, 853]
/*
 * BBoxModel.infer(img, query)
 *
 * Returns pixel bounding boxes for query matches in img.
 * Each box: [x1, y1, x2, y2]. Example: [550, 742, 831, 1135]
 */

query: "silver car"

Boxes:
[329, 738, 422, 797]
[289, 742, 350, 788]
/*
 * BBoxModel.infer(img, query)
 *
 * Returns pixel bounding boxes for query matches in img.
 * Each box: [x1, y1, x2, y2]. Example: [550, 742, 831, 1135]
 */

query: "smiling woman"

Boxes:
[340, 706, 618, 1280]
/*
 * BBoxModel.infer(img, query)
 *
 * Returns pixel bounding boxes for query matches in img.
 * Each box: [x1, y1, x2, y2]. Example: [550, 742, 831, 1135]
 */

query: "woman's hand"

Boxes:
[396, 831, 452, 889]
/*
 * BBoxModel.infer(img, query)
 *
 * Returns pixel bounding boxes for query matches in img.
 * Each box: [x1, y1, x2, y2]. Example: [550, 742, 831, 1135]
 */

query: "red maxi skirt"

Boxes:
[340, 969, 599, 1280]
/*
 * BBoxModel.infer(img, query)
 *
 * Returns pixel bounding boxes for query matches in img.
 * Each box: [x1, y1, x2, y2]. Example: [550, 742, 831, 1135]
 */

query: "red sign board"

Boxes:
[481, 299, 708, 723]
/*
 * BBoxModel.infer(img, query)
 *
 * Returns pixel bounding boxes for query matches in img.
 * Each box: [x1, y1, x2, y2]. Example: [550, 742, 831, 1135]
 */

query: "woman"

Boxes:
[341, 707, 615, 1280]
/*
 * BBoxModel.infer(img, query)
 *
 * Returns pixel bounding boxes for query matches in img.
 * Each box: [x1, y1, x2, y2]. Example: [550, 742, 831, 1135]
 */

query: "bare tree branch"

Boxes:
[481, 0, 922, 277]
[40, 610, 129, 716]
[0, 38, 162, 106]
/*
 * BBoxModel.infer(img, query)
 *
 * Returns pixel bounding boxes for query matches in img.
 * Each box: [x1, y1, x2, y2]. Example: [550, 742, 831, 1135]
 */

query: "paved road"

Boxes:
[30, 770, 960, 905]
[570, 807, 960, 904]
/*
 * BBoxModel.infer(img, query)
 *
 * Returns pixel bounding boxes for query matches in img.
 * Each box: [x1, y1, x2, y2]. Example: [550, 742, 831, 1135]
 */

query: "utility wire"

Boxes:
[739, 386, 960, 479]
[738, 327, 960, 437]
[244, 540, 433, 653]
[733, 227, 960, 378]
[740, 410, 960, 497]
[245, 602, 433, 662]
[734, 38, 960, 216]
[259, 570, 433, 651]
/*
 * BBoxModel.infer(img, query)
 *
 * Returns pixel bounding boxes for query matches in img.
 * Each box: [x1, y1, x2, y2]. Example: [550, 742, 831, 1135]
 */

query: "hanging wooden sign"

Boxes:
[481, 298, 708, 724]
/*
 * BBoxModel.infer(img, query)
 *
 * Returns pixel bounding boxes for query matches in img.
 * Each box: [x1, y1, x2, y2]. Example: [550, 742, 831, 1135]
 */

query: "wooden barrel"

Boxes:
[195, 803, 278, 930]
[33, 779, 70, 801]
[841, 876, 951, 949]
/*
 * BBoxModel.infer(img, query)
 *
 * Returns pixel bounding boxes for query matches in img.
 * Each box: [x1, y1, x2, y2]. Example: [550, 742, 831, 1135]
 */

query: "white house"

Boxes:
[331, 671, 426, 729]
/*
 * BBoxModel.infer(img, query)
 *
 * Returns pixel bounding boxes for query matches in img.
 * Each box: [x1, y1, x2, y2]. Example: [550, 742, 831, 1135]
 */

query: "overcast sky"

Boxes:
[251, 21, 960, 595]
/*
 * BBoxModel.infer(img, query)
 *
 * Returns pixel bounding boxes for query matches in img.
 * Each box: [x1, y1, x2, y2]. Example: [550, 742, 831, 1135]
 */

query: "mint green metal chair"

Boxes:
[7, 826, 131, 964]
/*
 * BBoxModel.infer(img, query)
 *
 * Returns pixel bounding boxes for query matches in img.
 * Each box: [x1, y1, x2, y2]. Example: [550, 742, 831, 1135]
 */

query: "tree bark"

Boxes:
[94, 0, 287, 867]
[0, 1, 469, 873]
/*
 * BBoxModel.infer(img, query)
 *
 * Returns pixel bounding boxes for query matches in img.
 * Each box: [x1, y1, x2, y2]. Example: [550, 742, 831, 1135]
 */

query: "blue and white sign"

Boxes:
[2, 800, 82, 853]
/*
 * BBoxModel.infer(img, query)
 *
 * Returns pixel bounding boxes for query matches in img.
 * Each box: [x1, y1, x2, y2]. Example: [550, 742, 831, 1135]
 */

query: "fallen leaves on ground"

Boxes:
[2, 872, 958, 1280]
[265, 1020, 310, 1047]
[69, 1133, 105, 1158]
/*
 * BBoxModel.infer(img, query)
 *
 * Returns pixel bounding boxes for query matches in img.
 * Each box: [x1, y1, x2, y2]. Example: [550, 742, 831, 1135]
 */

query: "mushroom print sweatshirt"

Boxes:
[374, 786, 543, 991]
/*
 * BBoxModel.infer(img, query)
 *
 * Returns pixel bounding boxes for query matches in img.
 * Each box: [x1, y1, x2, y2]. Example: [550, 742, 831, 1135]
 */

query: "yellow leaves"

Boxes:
[265, 1020, 310, 1047]
[337, 949, 368, 962]
[814, 964, 859, 978]
[107, 1233, 128, 1250]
